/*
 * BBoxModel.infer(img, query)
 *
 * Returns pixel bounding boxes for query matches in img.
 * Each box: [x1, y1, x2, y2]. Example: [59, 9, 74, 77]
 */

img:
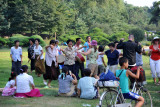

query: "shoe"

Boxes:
[43, 80, 47, 85]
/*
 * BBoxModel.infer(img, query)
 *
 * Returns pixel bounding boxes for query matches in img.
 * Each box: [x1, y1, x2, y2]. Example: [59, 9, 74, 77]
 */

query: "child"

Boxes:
[58, 66, 77, 97]
[116, 57, 144, 107]
[97, 46, 107, 75]
[15, 65, 43, 98]
[77, 68, 99, 99]
[2, 72, 17, 96]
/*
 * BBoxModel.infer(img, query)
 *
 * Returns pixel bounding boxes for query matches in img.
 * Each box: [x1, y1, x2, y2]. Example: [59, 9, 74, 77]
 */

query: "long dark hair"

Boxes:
[8, 72, 17, 81]
[20, 65, 28, 74]
[61, 66, 69, 79]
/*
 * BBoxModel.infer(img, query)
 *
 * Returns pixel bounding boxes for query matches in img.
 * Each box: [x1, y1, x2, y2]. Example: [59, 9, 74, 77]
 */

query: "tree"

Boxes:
[129, 28, 145, 42]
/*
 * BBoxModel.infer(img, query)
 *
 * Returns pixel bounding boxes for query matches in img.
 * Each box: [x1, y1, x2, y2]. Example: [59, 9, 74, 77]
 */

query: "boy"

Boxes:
[116, 57, 144, 107]
[77, 68, 98, 99]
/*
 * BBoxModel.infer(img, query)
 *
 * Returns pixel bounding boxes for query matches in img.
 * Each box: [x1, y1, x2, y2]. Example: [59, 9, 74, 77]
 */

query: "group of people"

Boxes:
[2, 34, 160, 107]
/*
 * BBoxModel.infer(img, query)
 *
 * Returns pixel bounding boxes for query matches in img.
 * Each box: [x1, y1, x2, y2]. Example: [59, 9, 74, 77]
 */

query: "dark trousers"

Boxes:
[74, 61, 84, 80]
[30, 59, 35, 70]
[12, 61, 21, 75]
[64, 65, 75, 74]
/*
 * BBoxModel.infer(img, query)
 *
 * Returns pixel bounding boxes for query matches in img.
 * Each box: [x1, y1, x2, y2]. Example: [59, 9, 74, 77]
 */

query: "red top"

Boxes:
[149, 44, 160, 60]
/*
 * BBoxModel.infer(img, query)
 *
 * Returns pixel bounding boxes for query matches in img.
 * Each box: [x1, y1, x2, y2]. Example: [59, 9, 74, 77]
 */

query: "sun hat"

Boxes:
[91, 40, 97, 46]
[153, 36, 159, 40]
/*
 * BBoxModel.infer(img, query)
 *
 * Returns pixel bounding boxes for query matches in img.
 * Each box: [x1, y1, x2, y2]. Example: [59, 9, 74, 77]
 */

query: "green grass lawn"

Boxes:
[0, 48, 160, 107]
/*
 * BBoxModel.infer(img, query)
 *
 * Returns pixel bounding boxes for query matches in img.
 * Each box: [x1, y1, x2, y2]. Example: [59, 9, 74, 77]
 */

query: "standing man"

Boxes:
[73, 38, 85, 80]
[84, 36, 91, 68]
[117, 35, 141, 68]
[28, 38, 35, 73]
[10, 40, 22, 75]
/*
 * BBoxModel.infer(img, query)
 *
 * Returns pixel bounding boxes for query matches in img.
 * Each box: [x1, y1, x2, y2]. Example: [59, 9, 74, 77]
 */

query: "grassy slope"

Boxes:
[0, 48, 160, 107]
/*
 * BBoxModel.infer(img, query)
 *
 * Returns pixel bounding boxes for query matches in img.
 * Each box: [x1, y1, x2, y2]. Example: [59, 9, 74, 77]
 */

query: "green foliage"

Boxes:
[0, 37, 7, 47]
[129, 28, 145, 42]
[30, 35, 45, 46]
[141, 41, 151, 46]
[109, 31, 129, 41]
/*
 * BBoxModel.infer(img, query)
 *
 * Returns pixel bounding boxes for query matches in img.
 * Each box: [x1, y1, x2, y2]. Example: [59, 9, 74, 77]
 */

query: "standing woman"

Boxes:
[10, 40, 22, 75]
[43, 40, 60, 88]
[33, 38, 45, 77]
[28, 38, 35, 73]
[81, 40, 99, 79]
[149, 37, 160, 85]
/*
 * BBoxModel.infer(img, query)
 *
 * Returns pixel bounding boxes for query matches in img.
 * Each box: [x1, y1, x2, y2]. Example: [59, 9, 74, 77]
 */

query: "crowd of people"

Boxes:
[2, 34, 160, 107]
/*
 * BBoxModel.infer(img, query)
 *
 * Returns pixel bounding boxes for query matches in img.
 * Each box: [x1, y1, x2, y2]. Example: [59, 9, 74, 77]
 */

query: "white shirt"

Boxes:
[16, 73, 34, 93]
[34, 45, 44, 59]
[5, 80, 15, 88]
[97, 52, 104, 65]
[73, 44, 84, 56]
[10, 46, 22, 61]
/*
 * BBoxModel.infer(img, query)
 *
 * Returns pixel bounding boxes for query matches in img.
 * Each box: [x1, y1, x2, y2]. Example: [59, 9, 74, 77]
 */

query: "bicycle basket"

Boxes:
[98, 80, 119, 88]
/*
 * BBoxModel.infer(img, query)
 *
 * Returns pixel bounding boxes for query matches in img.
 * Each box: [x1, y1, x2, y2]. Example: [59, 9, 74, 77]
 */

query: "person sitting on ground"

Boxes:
[58, 66, 77, 97]
[15, 65, 43, 98]
[1, 72, 17, 96]
[116, 57, 144, 107]
[97, 45, 107, 75]
[77, 68, 99, 99]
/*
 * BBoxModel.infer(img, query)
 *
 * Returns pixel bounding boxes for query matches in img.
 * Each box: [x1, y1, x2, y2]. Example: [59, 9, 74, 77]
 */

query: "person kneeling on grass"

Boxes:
[77, 68, 99, 99]
[15, 65, 43, 98]
[116, 57, 144, 107]
[58, 66, 77, 97]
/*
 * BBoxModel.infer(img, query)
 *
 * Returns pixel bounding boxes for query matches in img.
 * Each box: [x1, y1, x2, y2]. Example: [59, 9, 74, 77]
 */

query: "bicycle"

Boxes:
[99, 81, 153, 107]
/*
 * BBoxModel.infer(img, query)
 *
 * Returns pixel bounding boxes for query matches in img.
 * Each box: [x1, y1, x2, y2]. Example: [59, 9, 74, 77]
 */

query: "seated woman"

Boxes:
[15, 65, 43, 98]
[2, 72, 17, 96]
[58, 66, 77, 97]
[77, 68, 99, 99]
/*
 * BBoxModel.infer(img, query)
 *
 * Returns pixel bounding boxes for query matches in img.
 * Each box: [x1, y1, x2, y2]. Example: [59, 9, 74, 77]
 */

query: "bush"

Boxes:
[141, 41, 151, 46]
[8, 34, 29, 47]
[129, 28, 145, 42]
[30, 35, 46, 47]
[109, 31, 129, 42]
[0, 37, 7, 47]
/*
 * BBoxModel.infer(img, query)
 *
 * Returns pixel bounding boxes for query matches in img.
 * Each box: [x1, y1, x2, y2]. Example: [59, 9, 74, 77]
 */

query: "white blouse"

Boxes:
[16, 73, 34, 93]
[34, 45, 44, 59]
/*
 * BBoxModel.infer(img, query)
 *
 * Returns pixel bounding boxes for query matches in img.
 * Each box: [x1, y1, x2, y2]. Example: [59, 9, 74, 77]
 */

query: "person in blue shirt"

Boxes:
[10, 40, 22, 75]
[116, 57, 144, 107]
[77, 68, 98, 99]
[84, 36, 91, 68]
[105, 43, 119, 74]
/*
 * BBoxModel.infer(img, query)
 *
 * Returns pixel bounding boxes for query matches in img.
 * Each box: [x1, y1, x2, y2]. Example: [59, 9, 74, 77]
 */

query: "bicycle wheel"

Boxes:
[139, 87, 153, 107]
[99, 89, 123, 107]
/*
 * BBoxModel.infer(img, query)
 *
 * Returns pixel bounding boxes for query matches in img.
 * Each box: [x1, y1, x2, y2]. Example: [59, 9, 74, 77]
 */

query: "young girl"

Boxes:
[97, 45, 107, 75]
[116, 57, 144, 107]
[15, 65, 43, 98]
[2, 72, 17, 96]
[58, 66, 77, 97]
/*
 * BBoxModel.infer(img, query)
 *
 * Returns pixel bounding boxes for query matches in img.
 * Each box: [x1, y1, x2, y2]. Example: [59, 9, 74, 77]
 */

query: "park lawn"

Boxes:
[0, 48, 160, 107]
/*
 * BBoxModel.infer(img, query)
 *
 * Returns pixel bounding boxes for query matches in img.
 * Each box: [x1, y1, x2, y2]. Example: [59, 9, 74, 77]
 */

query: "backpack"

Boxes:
[129, 66, 146, 82]
[99, 69, 117, 81]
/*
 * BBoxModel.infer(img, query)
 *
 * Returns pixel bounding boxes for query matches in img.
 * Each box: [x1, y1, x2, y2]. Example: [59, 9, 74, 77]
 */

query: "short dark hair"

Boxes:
[20, 65, 28, 73]
[76, 38, 81, 42]
[108, 43, 115, 47]
[29, 38, 35, 43]
[67, 39, 73, 44]
[119, 57, 128, 66]
[61, 66, 69, 79]
[84, 68, 91, 76]
[50, 40, 55, 45]
[14, 40, 19, 44]
[35, 38, 40, 43]
[98, 45, 104, 52]
[86, 36, 91, 40]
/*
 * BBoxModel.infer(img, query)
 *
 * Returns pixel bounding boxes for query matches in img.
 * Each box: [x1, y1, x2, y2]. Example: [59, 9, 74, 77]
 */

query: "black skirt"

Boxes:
[43, 61, 60, 80]
[31, 59, 35, 70]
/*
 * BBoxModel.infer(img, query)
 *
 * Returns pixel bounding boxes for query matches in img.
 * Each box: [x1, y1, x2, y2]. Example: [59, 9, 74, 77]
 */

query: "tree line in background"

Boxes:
[0, 0, 160, 47]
